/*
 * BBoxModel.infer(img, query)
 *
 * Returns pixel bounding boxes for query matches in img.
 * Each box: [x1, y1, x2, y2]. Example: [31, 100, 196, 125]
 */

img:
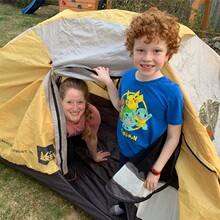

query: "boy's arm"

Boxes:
[144, 124, 182, 191]
[93, 67, 120, 111]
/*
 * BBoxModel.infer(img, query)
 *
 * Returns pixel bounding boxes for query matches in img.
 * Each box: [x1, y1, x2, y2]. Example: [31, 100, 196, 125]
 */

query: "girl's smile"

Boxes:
[62, 88, 86, 124]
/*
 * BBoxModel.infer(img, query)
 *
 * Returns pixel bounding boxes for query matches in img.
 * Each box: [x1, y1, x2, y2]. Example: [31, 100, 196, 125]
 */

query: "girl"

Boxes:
[59, 78, 110, 163]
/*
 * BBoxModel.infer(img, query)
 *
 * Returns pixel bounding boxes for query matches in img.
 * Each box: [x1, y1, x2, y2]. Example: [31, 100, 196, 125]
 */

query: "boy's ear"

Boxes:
[166, 52, 171, 61]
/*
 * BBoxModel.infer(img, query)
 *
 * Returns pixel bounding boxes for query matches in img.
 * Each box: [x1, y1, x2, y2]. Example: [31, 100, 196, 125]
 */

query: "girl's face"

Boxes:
[132, 36, 169, 81]
[62, 88, 86, 124]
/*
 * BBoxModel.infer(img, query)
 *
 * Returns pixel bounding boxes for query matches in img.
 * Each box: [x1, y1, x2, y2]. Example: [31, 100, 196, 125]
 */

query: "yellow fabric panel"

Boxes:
[177, 142, 220, 220]
[163, 63, 220, 174]
[87, 80, 119, 100]
[162, 63, 220, 220]
[0, 30, 51, 105]
[87, 81, 109, 100]
[179, 24, 195, 38]
[0, 29, 58, 174]
[0, 79, 43, 154]
[2, 83, 58, 174]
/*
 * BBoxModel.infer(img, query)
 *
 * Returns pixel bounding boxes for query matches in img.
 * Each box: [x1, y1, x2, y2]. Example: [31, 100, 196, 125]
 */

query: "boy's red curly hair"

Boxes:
[125, 7, 181, 59]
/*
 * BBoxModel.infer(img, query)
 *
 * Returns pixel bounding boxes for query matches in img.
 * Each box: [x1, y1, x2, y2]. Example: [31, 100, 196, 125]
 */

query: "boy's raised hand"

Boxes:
[93, 66, 112, 85]
[93, 66, 120, 111]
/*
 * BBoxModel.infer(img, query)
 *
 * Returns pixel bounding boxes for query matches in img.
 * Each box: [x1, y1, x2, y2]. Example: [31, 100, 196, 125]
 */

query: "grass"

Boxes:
[0, 164, 90, 220]
[0, 2, 91, 220]
[0, 3, 58, 47]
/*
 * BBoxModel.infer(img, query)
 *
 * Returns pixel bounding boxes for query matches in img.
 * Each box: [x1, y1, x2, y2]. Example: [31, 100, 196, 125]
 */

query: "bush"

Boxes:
[1, 0, 32, 7]
[112, 0, 191, 25]
[15, 0, 32, 7]
[112, 0, 220, 35]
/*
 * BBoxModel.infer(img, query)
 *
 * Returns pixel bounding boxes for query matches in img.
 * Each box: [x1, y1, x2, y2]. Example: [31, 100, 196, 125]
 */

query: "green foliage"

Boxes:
[190, 4, 220, 37]
[1, 0, 32, 7]
[111, 0, 220, 37]
[112, 0, 191, 25]
[15, 0, 32, 7]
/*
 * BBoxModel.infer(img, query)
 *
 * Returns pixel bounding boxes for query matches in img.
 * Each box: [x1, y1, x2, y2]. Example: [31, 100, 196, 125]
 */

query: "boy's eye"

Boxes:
[155, 49, 162, 53]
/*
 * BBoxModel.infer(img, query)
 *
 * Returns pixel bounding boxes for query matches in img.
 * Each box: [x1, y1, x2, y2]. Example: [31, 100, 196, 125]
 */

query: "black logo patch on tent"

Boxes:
[37, 145, 55, 165]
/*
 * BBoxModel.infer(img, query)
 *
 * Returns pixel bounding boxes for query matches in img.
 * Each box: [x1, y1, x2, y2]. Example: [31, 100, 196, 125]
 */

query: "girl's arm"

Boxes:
[83, 104, 111, 162]
[93, 67, 120, 111]
[144, 124, 182, 191]
[84, 132, 110, 162]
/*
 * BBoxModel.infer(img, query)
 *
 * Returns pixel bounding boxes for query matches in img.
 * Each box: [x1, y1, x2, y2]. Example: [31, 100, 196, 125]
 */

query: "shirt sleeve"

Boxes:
[167, 85, 184, 125]
[86, 104, 101, 134]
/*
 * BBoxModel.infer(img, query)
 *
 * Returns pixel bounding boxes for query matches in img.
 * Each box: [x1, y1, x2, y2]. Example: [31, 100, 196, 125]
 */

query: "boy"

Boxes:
[93, 7, 183, 191]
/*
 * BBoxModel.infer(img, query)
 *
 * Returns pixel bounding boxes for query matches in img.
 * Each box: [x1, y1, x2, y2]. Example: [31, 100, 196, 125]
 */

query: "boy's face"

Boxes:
[132, 36, 169, 81]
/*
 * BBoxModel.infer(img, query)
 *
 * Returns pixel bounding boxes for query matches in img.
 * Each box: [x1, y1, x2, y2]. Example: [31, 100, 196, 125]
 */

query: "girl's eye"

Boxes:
[78, 101, 85, 104]
[155, 49, 162, 53]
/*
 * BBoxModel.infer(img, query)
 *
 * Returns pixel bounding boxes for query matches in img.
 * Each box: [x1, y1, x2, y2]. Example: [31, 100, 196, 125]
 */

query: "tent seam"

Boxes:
[183, 134, 217, 174]
[50, 80, 64, 174]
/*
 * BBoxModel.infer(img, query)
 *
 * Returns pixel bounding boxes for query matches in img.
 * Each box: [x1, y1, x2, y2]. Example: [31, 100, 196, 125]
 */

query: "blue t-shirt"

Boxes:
[117, 67, 183, 158]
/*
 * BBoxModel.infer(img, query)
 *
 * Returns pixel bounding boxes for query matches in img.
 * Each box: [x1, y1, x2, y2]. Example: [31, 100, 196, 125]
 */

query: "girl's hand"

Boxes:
[144, 172, 160, 191]
[92, 150, 111, 162]
[93, 66, 112, 85]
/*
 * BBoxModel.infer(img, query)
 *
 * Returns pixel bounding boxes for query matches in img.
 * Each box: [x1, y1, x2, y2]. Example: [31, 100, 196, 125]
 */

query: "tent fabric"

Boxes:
[105, 131, 180, 203]
[135, 186, 179, 220]
[104, 131, 180, 220]
[0, 9, 220, 220]
[169, 35, 220, 153]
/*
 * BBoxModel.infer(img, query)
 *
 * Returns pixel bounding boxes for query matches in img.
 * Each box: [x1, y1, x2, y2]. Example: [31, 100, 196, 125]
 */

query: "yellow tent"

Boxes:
[0, 9, 219, 220]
